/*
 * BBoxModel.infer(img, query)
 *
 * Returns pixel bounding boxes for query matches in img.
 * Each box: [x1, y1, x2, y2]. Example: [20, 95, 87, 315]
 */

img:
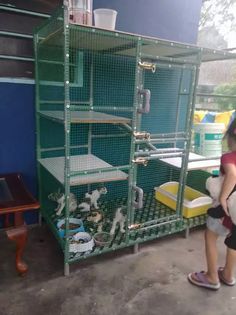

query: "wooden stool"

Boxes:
[0, 173, 40, 276]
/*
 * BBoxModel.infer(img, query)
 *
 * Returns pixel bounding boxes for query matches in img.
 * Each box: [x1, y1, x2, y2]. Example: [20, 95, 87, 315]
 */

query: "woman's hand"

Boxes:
[219, 163, 236, 217]
[219, 197, 229, 216]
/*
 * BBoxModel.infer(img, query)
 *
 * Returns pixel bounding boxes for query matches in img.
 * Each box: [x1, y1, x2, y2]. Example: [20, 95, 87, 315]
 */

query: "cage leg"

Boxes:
[133, 243, 139, 254]
[185, 226, 190, 238]
[38, 213, 42, 226]
[64, 262, 70, 276]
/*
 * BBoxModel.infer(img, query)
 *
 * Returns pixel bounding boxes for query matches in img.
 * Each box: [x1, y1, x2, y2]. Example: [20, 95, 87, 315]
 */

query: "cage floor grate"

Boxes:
[43, 192, 206, 263]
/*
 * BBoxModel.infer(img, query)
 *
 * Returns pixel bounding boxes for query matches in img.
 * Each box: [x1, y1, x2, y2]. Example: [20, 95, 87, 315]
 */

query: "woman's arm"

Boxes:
[220, 163, 236, 215]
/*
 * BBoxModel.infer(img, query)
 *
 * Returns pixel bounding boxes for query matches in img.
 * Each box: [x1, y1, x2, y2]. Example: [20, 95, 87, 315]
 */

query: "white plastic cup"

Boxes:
[93, 8, 117, 30]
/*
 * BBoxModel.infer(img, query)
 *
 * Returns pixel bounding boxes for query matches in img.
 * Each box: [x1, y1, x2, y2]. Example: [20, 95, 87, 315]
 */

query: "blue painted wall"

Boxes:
[94, 0, 202, 44]
[0, 0, 202, 224]
[0, 81, 38, 224]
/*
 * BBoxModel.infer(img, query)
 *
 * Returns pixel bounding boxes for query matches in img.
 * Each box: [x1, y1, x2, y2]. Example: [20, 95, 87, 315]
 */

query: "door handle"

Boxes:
[138, 89, 151, 114]
[132, 186, 144, 209]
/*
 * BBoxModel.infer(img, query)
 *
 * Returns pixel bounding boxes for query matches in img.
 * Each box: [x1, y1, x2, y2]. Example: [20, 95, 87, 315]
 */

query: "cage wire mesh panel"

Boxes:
[65, 28, 137, 259]
[132, 38, 199, 228]
[141, 67, 194, 134]
[35, 17, 139, 263]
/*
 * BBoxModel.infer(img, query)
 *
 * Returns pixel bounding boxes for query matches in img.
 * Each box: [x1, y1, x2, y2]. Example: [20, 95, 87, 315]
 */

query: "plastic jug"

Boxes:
[69, 0, 93, 25]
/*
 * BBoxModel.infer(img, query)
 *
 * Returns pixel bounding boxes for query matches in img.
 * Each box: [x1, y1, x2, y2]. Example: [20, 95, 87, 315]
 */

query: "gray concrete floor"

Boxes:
[1, 225, 236, 315]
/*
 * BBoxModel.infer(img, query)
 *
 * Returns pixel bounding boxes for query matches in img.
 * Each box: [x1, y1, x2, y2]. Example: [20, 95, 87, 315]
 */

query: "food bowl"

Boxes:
[94, 232, 111, 246]
[69, 232, 94, 253]
[57, 218, 84, 238]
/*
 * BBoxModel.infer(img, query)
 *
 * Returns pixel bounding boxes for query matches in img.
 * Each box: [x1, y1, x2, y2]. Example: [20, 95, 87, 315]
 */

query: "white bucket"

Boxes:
[94, 8, 117, 30]
[194, 123, 225, 157]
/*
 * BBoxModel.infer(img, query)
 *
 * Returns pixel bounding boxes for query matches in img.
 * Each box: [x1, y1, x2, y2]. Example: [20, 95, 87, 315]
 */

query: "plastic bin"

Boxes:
[155, 181, 212, 218]
[194, 123, 225, 157]
[94, 8, 117, 30]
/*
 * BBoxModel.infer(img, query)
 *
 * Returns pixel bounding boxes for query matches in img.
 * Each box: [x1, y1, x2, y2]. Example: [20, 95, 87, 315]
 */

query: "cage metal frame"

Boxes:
[34, 4, 236, 275]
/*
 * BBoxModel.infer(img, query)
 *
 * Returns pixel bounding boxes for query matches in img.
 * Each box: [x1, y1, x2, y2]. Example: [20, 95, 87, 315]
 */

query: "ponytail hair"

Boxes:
[225, 117, 236, 139]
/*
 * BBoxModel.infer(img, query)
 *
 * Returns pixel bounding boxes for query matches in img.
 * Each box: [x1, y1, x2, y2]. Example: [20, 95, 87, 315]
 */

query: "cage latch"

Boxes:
[128, 223, 141, 230]
[133, 131, 150, 140]
[138, 61, 156, 73]
[132, 157, 148, 166]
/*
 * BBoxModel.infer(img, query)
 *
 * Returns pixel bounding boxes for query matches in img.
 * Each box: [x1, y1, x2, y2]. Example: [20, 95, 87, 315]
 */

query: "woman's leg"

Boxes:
[223, 247, 236, 280]
[223, 227, 236, 281]
[205, 228, 219, 283]
[190, 227, 219, 284]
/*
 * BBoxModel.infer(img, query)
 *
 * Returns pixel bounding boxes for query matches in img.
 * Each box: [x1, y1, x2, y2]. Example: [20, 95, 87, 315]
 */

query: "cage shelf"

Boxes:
[39, 110, 131, 124]
[160, 152, 220, 170]
[39, 154, 128, 186]
[39, 26, 137, 56]
[39, 25, 236, 62]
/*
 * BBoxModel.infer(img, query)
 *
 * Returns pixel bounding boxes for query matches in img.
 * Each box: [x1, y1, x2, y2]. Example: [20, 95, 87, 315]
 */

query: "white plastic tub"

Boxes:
[94, 8, 117, 30]
[194, 123, 225, 157]
[155, 181, 213, 218]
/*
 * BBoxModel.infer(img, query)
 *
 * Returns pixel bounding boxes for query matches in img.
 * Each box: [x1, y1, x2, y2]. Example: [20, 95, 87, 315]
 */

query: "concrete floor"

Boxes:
[1, 225, 236, 315]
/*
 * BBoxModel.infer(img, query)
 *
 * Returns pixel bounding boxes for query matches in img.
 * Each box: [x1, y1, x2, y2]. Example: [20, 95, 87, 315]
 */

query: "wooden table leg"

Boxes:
[6, 225, 28, 276]
[4, 214, 11, 228]
[0, 173, 40, 277]
[5, 212, 28, 276]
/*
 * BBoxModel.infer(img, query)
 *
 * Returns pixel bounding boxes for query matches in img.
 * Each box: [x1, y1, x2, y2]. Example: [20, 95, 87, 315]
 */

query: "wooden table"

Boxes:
[0, 173, 39, 275]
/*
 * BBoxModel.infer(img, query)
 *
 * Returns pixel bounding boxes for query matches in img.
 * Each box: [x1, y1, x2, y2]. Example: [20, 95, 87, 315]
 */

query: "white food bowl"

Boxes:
[69, 232, 94, 253]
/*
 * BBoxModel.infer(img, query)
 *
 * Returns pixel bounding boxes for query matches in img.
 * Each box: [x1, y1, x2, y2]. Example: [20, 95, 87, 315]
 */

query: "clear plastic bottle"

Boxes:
[69, 0, 93, 26]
